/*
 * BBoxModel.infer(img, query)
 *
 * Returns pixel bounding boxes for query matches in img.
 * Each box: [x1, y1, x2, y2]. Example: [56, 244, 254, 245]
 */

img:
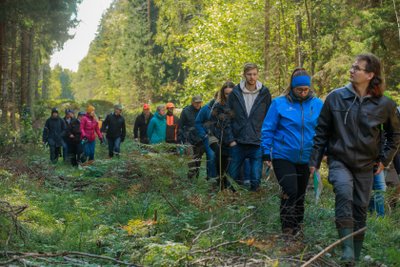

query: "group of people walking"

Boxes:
[43, 104, 126, 165]
[42, 53, 400, 265]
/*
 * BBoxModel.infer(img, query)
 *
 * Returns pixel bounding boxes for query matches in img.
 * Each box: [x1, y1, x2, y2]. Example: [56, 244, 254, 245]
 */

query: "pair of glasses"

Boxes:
[350, 65, 366, 72]
[294, 88, 309, 93]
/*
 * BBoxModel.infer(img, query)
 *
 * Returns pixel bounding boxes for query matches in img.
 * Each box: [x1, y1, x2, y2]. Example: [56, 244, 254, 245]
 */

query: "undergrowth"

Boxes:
[0, 140, 399, 266]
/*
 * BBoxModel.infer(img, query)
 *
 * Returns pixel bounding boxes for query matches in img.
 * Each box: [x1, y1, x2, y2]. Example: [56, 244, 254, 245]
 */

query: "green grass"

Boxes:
[0, 140, 399, 266]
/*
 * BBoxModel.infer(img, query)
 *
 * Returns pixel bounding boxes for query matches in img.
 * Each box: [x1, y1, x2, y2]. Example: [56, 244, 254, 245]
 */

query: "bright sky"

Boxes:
[50, 0, 114, 72]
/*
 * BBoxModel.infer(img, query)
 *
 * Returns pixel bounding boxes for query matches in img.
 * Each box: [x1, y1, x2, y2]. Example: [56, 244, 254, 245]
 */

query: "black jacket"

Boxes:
[43, 117, 66, 147]
[225, 83, 271, 145]
[101, 113, 126, 140]
[394, 152, 400, 175]
[310, 84, 400, 170]
[178, 105, 202, 145]
[134, 112, 153, 143]
[65, 118, 81, 144]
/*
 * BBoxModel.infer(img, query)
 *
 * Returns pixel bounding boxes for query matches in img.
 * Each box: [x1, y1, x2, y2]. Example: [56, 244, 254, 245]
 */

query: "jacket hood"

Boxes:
[240, 80, 263, 94]
[154, 112, 166, 120]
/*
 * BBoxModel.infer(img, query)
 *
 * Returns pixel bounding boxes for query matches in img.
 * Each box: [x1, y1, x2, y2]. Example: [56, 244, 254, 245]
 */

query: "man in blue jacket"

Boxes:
[225, 63, 272, 191]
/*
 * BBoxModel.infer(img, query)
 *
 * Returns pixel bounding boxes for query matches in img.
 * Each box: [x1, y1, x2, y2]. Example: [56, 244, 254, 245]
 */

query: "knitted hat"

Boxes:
[143, 104, 150, 110]
[87, 105, 95, 113]
[51, 107, 58, 114]
[114, 104, 123, 110]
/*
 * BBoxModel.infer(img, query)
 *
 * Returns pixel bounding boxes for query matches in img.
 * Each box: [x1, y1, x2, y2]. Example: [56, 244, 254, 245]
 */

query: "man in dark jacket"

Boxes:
[64, 110, 81, 166]
[225, 63, 272, 191]
[179, 95, 204, 179]
[134, 104, 153, 144]
[309, 54, 400, 264]
[101, 104, 126, 158]
[165, 102, 179, 144]
[43, 108, 66, 164]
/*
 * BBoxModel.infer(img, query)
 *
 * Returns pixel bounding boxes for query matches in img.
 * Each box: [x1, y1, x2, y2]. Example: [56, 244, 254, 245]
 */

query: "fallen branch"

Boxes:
[190, 240, 241, 254]
[0, 251, 140, 266]
[192, 212, 254, 245]
[159, 190, 181, 215]
[301, 227, 367, 267]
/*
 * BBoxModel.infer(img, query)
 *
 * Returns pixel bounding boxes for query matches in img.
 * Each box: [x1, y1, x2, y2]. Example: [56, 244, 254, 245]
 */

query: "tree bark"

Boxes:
[0, 16, 7, 122]
[294, 0, 304, 67]
[393, 0, 400, 45]
[264, 0, 270, 81]
[304, 0, 315, 75]
[20, 27, 29, 110]
[9, 24, 17, 129]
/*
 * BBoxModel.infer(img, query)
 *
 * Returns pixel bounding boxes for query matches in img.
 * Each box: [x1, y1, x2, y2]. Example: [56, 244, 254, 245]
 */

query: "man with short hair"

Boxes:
[225, 63, 272, 191]
[165, 102, 179, 144]
[134, 104, 153, 144]
[101, 104, 126, 158]
[43, 108, 66, 164]
[310, 53, 400, 264]
[179, 96, 204, 179]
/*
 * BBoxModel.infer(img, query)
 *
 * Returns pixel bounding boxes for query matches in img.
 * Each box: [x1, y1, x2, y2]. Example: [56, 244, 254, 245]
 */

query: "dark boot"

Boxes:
[338, 228, 354, 264]
[353, 237, 364, 261]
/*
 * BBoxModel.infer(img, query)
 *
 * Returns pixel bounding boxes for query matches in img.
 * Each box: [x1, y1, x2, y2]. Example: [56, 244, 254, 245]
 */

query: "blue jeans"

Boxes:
[228, 144, 262, 191]
[203, 138, 217, 178]
[84, 141, 96, 161]
[107, 137, 121, 157]
[369, 171, 386, 217]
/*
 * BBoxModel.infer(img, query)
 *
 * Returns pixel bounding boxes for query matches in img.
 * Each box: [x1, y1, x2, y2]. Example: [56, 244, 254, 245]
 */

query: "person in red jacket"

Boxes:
[80, 105, 103, 162]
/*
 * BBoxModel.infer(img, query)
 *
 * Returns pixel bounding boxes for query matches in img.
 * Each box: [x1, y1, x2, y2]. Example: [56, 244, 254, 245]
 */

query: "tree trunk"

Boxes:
[304, 0, 315, 75]
[294, 0, 304, 67]
[20, 27, 29, 111]
[9, 24, 17, 129]
[0, 16, 7, 122]
[264, 0, 270, 82]
[393, 0, 400, 45]
[27, 27, 33, 114]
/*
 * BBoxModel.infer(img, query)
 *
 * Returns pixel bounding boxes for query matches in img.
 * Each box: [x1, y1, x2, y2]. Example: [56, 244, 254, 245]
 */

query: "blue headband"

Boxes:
[291, 75, 311, 88]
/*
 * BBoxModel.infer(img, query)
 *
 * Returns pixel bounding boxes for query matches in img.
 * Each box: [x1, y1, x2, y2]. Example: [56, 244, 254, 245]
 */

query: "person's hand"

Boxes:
[134, 138, 138, 142]
[229, 141, 237, 147]
[374, 162, 385, 175]
[99, 138, 104, 145]
[121, 138, 125, 143]
[69, 134, 74, 138]
[310, 166, 316, 175]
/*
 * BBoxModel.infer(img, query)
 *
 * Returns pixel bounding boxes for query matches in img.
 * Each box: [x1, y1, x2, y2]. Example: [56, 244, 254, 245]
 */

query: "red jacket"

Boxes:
[80, 114, 103, 142]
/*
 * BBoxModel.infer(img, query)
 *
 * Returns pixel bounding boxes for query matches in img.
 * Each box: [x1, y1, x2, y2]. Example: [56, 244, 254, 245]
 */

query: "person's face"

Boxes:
[78, 115, 83, 120]
[143, 109, 150, 115]
[167, 107, 174, 114]
[349, 60, 374, 85]
[52, 112, 58, 118]
[115, 109, 122, 116]
[224, 87, 233, 98]
[68, 112, 75, 119]
[159, 108, 166, 116]
[293, 86, 310, 99]
[192, 102, 202, 110]
[244, 68, 259, 86]
[89, 111, 95, 117]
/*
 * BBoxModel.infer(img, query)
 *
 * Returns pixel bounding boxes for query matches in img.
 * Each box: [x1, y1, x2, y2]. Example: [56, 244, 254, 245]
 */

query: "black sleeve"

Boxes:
[133, 116, 140, 138]
[309, 98, 333, 168]
[43, 119, 49, 142]
[121, 117, 126, 140]
[101, 115, 110, 132]
[178, 110, 187, 143]
[381, 104, 400, 166]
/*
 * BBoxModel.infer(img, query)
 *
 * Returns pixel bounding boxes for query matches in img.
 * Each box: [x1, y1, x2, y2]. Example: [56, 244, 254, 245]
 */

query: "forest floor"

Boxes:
[0, 140, 399, 266]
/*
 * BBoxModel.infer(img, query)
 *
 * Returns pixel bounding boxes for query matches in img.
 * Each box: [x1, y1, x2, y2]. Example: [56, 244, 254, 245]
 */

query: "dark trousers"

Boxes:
[107, 137, 121, 157]
[188, 142, 205, 179]
[68, 142, 81, 166]
[273, 159, 310, 232]
[49, 145, 61, 164]
[328, 159, 374, 241]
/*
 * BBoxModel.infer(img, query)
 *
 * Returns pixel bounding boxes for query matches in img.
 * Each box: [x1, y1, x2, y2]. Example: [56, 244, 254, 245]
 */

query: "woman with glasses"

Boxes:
[261, 68, 323, 238]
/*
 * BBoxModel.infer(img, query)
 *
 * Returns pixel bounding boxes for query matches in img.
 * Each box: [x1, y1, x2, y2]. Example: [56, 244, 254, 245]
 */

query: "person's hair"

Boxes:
[217, 81, 235, 105]
[283, 67, 311, 97]
[156, 105, 165, 112]
[243, 63, 258, 74]
[355, 53, 385, 97]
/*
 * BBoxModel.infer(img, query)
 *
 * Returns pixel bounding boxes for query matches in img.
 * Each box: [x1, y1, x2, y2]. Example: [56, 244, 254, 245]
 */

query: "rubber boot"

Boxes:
[354, 237, 364, 261]
[338, 228, 355, 264]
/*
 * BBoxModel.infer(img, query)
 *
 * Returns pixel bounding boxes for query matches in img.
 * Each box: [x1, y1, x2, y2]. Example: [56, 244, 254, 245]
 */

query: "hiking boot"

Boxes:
[338, 228, 355, 264]
[354, 239, 363, 261]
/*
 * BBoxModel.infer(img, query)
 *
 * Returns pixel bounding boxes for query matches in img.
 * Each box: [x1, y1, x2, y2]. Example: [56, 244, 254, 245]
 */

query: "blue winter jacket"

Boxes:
[147, 112, 166, 144]
[261, 95, 323, 164]
[195, 99, 216, 140]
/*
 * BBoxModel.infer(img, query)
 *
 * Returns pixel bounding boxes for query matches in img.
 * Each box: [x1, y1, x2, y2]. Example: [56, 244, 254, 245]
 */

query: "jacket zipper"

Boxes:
[299, 102, 304, 163]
